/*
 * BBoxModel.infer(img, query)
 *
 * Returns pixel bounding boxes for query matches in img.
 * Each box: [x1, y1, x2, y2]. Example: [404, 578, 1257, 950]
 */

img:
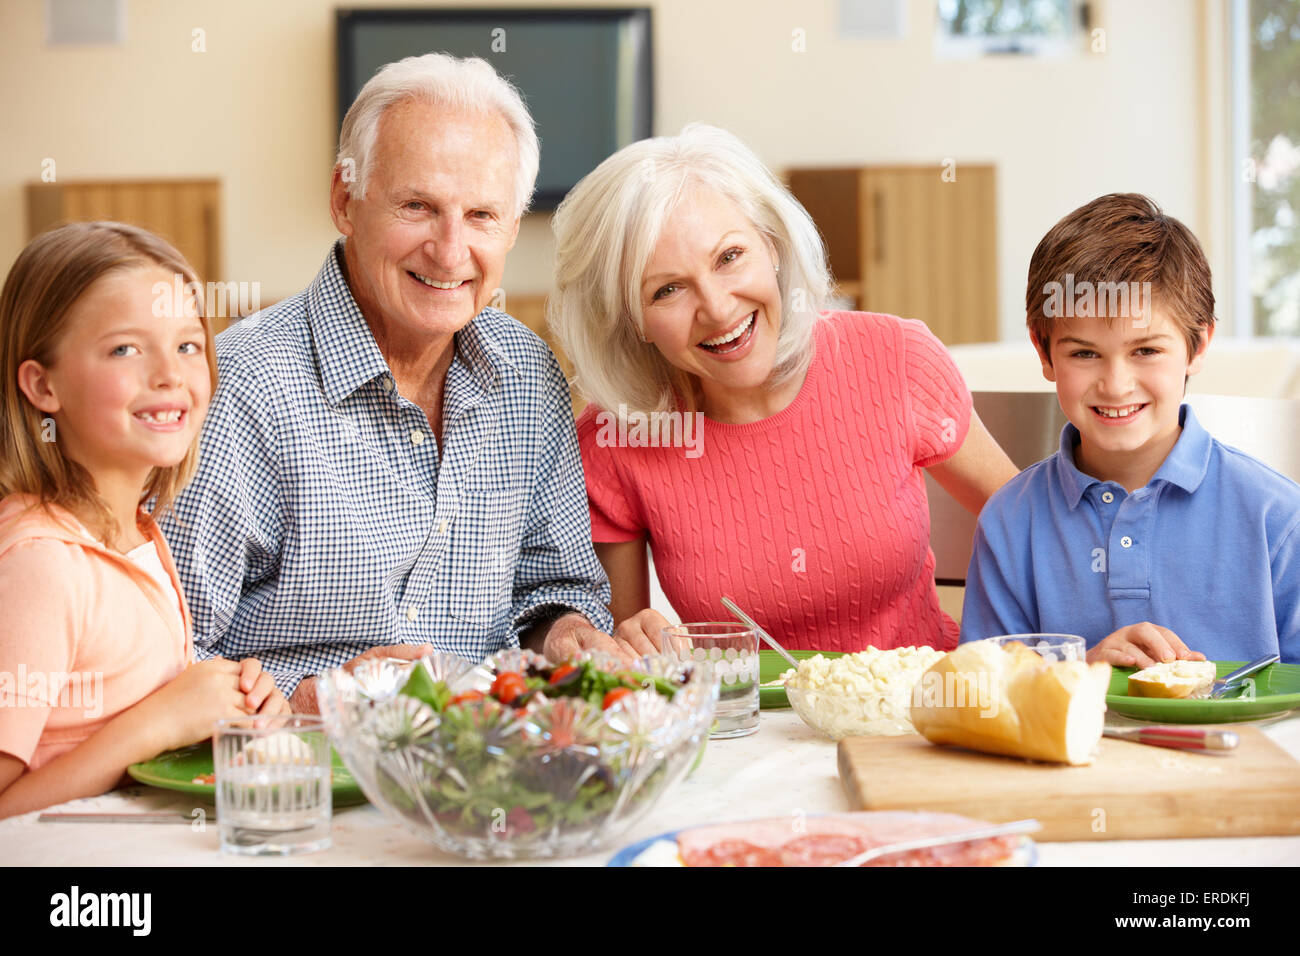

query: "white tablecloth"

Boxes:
[5, 711, 1299, 866]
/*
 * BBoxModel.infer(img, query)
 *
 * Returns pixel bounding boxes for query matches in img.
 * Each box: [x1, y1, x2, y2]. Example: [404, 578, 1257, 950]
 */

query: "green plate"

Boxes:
[127, 741, 368, 807]
[759, 649, 844, 709]
[1105, 660, 1300, 724]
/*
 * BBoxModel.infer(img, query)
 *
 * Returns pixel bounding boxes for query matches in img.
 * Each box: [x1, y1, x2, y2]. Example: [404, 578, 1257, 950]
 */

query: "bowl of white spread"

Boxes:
[782, 646, 946, 739]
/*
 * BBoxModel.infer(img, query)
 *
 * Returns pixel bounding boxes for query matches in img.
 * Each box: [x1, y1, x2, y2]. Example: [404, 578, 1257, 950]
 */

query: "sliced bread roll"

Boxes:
[1127, 660, 1216, 699]
[910, 640, 1111, 765]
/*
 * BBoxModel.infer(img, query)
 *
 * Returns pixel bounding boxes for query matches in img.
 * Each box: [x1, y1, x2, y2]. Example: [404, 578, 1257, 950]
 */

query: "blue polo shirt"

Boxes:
[960, 405, 1300, 663]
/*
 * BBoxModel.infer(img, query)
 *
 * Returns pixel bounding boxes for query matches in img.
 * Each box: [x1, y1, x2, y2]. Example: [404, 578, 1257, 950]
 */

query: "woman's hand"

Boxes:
[1086, 623, 1207, 668]
[613, 608, 673, 658]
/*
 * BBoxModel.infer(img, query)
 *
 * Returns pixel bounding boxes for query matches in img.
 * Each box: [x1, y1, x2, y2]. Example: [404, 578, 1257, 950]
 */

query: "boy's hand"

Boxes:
[1087, 622, 1207, 668]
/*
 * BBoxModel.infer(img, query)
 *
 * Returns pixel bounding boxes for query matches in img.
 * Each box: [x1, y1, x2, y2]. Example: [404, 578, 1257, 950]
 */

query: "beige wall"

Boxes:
[2, 0, 1222, 338]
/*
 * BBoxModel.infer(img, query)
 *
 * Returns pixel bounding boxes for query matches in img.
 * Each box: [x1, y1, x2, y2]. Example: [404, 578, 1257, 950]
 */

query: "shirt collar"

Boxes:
[1054, 403, 1212, 508]
[307, 240, 520, 404]
[1150, 404, 1213, 493]
[307, 241, 392, 405]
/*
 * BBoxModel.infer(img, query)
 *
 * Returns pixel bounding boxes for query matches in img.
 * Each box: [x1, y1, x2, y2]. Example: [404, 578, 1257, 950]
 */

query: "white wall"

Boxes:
[1, 0, 1222, 338]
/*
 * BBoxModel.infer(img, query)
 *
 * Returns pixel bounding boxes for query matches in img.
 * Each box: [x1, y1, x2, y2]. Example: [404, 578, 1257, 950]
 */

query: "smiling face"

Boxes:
[330, 98, 521, 352]
[638, 186, 783, 420]
[1035, 307, 1212, 488]
[19, 264, 213, 494]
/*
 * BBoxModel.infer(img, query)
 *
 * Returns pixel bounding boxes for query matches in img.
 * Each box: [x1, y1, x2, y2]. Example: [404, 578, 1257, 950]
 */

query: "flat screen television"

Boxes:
[336, 7, 653, 210]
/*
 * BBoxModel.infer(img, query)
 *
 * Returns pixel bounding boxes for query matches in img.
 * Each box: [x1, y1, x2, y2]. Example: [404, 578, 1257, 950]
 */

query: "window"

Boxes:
[935, 0, 1078, 57]
[1240, 0, 1300, 336]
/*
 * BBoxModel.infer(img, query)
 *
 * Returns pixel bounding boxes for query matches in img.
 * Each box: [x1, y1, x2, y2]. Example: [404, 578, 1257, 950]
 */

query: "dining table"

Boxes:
[5, 708, 1299, 866]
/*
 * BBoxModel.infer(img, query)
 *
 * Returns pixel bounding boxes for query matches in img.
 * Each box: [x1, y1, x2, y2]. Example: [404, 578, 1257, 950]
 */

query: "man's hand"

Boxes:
[289, 643, 435, 714]
[533, 612, 640, 665]
[1087, 622, 1207, 668]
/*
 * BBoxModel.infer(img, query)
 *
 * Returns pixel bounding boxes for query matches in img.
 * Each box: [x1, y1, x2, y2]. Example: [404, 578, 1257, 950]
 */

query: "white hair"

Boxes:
[337, 53, 540, 217]
[548, 123, 831, 414]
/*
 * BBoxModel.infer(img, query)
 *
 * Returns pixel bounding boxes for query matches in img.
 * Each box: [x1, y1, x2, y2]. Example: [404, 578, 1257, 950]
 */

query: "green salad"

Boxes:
[383, 658, 691, 838]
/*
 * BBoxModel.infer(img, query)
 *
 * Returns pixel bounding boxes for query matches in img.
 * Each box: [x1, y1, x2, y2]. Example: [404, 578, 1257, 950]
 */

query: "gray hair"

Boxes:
[336, 52, 540, 218]
[548, 123, 830, 414]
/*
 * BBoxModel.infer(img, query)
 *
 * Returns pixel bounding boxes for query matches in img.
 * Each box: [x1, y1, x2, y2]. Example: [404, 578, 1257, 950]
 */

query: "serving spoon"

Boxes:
[832, 818, 1042, 867]
[721, 596, 800, 671]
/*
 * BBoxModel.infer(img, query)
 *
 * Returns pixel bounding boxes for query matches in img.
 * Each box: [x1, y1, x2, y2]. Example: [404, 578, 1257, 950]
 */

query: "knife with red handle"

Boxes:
[1103, 726, 1239, 751]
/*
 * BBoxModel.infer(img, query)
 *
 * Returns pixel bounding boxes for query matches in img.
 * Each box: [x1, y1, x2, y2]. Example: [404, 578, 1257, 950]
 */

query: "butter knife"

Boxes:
[1209, 653, 1279, 699]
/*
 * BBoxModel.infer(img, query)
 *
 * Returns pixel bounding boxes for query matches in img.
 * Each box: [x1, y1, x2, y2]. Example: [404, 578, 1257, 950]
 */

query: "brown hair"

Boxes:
[0, 221, 218, 542]
[1026, 193, 1215, 363]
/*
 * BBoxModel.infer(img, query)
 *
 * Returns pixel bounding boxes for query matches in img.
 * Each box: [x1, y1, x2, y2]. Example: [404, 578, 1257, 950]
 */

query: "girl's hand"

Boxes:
[237, 658, 282, 713]
[1087, 623, 1207, 669]
[139, 658, 252, 753]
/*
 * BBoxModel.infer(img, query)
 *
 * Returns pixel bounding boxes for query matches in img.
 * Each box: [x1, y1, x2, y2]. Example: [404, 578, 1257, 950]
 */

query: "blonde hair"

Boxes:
[548, 123, 830, 414]
[337, 52, 540, 218]
[0, 221, 218, 541]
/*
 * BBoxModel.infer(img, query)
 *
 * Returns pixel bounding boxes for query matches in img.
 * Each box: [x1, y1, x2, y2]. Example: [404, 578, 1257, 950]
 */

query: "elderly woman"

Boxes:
[549, 124, 1018, 656]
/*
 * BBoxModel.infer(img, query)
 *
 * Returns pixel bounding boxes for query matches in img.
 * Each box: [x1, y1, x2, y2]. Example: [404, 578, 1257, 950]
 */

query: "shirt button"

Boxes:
[1101, 491, 1115, 504]
[383, 376, 394, 391]
[1120, 536, 1133, 548]
[410, 430, 425, 446]
[406, 605, 419, 622]
[438, 519, 448, 534]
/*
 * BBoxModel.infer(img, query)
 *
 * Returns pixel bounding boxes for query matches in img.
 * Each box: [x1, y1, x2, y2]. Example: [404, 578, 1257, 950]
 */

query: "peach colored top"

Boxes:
[0, 495, 191, 770]
[578, 312, 972, 652]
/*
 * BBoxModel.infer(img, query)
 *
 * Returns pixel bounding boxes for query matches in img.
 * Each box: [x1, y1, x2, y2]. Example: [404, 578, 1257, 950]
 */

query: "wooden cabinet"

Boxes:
[786, 165, 997, 345]
[26, 180, 222, 288]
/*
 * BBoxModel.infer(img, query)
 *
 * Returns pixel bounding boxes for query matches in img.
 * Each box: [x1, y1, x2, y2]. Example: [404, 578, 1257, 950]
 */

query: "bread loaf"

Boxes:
[909, 639, 1111, 765]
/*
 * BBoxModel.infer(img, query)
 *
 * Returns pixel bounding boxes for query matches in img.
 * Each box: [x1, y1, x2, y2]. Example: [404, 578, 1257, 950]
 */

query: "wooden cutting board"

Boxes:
[838, 729, 1300, 841]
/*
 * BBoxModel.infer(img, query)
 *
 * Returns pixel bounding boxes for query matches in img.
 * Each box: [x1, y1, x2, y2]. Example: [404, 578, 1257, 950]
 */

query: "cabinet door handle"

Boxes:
[873, 190, 885, 264]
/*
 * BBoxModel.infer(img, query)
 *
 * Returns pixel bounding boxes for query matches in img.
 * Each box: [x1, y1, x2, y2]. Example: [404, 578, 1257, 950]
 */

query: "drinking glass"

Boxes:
[990, 633, 1087, 663]
[661, 622, 759, 738]
[214, 714, 332, 855]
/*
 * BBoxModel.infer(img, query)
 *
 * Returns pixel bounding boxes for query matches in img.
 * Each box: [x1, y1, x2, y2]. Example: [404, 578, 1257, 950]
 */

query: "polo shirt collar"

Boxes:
[307, 240, 519, 404]
[1150, 404, 1213, 493]
[1055, 402, 1212, 508]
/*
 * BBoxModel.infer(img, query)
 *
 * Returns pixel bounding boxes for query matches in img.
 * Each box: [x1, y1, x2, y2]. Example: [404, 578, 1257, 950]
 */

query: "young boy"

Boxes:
[960, 193, 1300, 666]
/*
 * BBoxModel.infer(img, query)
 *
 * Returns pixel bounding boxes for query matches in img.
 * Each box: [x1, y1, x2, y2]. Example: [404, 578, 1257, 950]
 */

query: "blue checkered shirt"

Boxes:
[159, 242, 613, 696]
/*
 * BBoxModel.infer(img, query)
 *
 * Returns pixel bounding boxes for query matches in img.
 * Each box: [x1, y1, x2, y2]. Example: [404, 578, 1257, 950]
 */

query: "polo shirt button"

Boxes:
[1101, 491, 1115, 503]
[1120, 536, 1133, 548]
[410, 430, 425, 446]
[406, 605, 419, 622]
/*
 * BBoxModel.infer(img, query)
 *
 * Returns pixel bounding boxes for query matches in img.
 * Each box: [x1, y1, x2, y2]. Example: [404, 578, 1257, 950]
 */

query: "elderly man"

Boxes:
[161, 54, 623, 712]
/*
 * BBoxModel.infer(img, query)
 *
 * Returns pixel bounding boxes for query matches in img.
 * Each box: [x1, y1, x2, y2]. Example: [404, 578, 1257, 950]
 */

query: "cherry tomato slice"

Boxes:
[548, 664, 579, 685]
[449, 690, 485, 706]
[602, 687, 635, 710]
[491, 672, 528, 705]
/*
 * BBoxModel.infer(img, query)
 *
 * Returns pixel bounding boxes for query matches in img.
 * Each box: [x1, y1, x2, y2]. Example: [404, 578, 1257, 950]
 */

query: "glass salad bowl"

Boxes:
[317, 649, 716, 859]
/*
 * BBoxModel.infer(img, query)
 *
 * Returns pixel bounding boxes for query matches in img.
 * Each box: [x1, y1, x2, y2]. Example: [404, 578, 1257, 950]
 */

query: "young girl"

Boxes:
[0, 221, 288, 818]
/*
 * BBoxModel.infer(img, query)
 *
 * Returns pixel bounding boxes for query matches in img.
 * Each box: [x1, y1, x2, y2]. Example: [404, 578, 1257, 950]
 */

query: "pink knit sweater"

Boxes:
[577, 311, 972, 652]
